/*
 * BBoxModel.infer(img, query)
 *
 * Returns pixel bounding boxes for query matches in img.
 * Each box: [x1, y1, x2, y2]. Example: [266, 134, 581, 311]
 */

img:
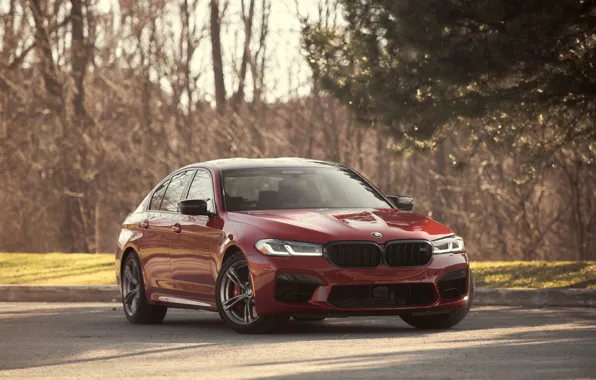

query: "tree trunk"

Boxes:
[1, 0, 16, 64]
[30, 0, 64, 112]
[31, 0, 85, 252]
[233, 0, 255, 107]
[71, 0, 87, 121]
[210, 0, 226, 115]
[94, 196, 101, 253]
[432, 142, 448, 224]
[181, 0, 194, 148]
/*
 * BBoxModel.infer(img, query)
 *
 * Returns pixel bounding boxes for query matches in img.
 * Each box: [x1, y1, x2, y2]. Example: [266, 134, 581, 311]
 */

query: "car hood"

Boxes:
[227, 208, 453, 244]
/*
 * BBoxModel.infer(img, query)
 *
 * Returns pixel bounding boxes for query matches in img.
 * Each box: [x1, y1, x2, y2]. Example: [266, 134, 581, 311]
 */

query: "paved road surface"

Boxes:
[0, 303, 595, 379]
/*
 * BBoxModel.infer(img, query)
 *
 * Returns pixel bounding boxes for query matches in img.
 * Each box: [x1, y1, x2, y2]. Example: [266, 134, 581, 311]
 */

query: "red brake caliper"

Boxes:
[233, 283, 244, 314]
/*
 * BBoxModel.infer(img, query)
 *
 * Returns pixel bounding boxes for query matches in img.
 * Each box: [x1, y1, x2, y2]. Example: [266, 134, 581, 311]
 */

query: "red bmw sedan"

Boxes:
[116, 158, 473, 333]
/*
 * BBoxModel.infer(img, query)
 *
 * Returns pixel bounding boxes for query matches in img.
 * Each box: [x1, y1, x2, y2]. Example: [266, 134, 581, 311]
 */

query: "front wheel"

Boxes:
[121, 253, 167, 324]
[216, 252, 288, 334]
[400, 269, 475, 329]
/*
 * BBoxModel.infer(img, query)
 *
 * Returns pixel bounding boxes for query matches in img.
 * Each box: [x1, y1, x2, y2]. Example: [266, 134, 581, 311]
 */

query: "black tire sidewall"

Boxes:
[122, 254, 146, 320]
[467, 267, 475, 310]
[216, 252, 286, 333]
[122, 252, 166, 324]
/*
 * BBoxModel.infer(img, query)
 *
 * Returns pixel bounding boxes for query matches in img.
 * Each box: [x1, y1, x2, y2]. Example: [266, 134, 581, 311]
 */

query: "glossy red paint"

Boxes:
[116, 158, 471, 318]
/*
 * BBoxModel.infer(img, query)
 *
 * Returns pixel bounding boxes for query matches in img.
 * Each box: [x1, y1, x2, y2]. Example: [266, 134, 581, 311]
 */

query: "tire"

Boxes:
[292, 316, 326, 322]
[121, 252, 167, 324]
[216, 252, 288, 334]
[400, 269, 475, 330]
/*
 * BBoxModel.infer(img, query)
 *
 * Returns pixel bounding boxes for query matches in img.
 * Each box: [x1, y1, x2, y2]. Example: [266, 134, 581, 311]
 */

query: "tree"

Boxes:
[210, 0, 227, 115]
[0, 0, 593, 259]
[302, 0, 596, 161]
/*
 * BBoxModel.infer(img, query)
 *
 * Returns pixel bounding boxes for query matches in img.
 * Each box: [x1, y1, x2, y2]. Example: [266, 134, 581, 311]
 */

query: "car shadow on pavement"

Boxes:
[166, 315, 427, 336]
[249, 308, 596, 379]
[0, 303, 594, 374]
[253, 327, 596, 379]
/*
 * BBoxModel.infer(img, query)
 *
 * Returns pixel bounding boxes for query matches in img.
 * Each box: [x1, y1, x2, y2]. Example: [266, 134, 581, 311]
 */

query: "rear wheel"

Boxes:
[216, 252, 288, 334]
[400, 269, 475, 330]
[121, 253, 167, 324]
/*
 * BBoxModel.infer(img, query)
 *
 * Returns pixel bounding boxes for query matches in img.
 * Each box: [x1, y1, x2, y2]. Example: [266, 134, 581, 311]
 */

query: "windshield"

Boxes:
[221, 167, 392, 211]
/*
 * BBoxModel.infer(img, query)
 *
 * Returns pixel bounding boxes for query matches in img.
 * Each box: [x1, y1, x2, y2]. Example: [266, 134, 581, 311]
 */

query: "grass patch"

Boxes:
[0, 253, 594, 289]
[0, 253, 115, 285]
[472, 261, 596, 289]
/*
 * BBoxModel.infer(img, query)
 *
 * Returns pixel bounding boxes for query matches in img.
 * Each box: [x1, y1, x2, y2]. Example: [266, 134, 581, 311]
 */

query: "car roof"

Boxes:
[184, 157, 344, 171]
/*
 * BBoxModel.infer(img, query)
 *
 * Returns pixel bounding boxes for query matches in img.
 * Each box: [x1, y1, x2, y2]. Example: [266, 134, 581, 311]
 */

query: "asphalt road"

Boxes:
[0, 303, 595, 379]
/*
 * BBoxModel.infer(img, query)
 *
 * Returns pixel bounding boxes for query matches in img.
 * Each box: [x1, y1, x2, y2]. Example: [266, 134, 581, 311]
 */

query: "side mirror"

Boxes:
[387, 195, 414, 211]
[179, 199, 210, 216]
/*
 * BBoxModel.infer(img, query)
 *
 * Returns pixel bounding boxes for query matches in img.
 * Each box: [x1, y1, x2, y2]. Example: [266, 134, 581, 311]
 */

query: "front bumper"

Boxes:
[247, 250, 471, 316]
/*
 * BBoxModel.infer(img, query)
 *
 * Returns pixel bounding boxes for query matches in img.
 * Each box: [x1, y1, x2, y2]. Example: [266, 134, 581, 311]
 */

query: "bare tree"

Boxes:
[210, 0, 226, 114]
[0, 0, 593, 261]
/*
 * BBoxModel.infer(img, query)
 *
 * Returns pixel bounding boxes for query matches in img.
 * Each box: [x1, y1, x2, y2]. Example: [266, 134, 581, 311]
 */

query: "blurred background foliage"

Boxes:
[0, 0, 594, 259]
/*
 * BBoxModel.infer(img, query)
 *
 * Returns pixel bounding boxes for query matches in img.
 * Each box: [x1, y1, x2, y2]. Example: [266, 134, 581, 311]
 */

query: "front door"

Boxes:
[170, 169, 226, 302]
[149, 170, 194, 292]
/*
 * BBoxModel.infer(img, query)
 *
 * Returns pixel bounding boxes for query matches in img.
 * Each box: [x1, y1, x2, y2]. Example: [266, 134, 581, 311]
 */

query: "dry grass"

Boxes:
[472, 261, 596, 289]
[1, 253, 594, 288]
[0, 253, 115, 285]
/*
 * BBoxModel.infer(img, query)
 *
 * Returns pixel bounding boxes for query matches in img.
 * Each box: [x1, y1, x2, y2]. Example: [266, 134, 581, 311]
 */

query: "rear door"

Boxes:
[138, 178, 172, 291]
[170, 169, 226, 301]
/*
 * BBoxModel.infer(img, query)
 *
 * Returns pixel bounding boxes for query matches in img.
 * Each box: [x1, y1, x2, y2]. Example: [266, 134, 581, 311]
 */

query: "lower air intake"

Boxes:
[438, 269, 468, 299]
[328, 284, 436, 309]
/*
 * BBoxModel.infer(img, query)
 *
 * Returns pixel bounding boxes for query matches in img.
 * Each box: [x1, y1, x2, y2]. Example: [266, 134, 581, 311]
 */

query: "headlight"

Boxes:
[432, 236, 465, 254]
[255, 239, 323, 257]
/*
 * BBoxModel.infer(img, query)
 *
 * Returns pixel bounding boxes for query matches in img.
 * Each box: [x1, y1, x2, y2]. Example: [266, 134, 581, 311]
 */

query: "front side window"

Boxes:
[149, 179, 170, 211]
[160, 171, 194, 212]
[222, 167, 392, 211]
[186, 170, 215, 213]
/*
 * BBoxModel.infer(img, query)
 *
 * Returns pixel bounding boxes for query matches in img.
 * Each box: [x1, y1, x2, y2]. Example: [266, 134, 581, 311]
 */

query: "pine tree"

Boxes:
[303, 0, 596, 158]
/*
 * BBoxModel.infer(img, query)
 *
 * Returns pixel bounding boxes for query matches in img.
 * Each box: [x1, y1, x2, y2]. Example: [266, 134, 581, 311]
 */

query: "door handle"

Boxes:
[140, 219, 149, 229]
[172, 223, 182, 233]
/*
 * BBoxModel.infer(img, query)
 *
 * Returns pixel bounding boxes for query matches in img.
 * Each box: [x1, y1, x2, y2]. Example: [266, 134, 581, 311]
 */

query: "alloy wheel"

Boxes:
[122, 258, 141, 316]
[219, 261, 259, 325]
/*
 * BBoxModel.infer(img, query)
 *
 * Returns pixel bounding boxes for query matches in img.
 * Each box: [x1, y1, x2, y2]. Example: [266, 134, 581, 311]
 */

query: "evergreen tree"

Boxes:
[302, 0, 596, 159]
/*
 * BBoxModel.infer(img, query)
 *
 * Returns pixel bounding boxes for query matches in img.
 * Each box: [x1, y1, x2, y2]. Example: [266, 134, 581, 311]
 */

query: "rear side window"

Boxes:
[161, 171, 194, 212]
[149, 179, 170, 211]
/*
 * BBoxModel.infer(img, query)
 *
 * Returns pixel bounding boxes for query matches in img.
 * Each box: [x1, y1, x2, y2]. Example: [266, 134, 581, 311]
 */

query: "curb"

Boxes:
[0, 286, 595, 307]
[0, 285, 120, 303]
[474, 288, 596, 308]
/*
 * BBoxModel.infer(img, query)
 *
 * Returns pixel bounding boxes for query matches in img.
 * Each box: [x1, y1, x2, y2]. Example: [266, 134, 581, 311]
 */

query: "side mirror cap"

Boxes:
[386, 195, 414, 211]
[179, 199, 210, 216]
